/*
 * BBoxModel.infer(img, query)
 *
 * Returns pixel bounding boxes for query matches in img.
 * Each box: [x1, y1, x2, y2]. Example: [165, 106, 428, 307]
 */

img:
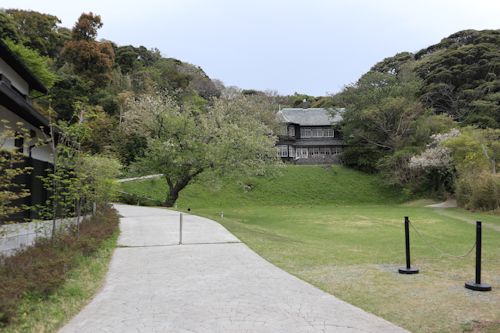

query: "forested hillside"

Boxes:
[0, 9, 284, 208]
[1, 9, 498, 210]
[326, 29, 499, 210]
[1, 10, 224, 162]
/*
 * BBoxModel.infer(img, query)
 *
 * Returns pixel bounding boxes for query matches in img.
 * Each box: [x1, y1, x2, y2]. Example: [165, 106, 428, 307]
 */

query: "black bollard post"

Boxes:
[399, 216, 419, 274]
[465, 221, 491, 291]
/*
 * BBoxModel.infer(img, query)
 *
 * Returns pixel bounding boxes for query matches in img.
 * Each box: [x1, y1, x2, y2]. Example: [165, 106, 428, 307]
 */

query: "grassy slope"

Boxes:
[121, 165, 500, 333]
[121, 165, 404, 207]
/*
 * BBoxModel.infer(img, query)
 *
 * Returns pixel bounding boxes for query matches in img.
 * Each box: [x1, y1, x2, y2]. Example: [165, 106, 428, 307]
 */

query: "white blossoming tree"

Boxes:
[408, 129, 459, 194]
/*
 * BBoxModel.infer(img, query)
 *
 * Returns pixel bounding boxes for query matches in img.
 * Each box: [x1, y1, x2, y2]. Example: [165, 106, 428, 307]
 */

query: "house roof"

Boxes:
[0, 39, 47, 94]
[277, 108, 344, 126]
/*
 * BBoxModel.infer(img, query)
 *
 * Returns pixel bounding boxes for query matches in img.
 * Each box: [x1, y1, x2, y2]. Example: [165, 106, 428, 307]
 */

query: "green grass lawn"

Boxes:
[121, 165, 500, 333]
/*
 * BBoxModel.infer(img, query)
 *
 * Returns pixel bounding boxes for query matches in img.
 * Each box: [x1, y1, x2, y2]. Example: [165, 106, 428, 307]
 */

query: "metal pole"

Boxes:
[465, 221, 491, 291]
[399, 216, 419, 274]
[476, 221, 481, 285]
[405, 216, 411, 269]
[179, 213, 183, 245]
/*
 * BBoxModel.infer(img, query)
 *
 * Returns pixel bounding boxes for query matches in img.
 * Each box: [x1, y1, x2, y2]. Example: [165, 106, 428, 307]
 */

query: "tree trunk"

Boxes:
[164, 168, 204, 207]
[165, 177, 190, 207]
[165, 188, 180, 207]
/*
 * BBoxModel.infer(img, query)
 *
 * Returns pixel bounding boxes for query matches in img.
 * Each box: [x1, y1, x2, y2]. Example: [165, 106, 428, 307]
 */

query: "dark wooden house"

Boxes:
[276, 108, 345, 164]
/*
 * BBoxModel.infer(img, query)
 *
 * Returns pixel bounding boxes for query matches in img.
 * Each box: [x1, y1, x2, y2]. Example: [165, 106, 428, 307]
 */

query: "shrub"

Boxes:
[0, 205, 119, 326]
[456, 172, 500, 211]
[118, 191, 162, 206]
[455, 177, 473, 208]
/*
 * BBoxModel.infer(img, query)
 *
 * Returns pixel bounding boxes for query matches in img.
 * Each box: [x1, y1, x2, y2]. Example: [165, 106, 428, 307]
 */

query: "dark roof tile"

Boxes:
[278, 108, 344, 126]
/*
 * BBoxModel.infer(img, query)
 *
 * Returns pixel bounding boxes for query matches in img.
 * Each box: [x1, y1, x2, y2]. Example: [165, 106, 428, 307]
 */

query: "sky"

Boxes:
[2, 0, 499, 96]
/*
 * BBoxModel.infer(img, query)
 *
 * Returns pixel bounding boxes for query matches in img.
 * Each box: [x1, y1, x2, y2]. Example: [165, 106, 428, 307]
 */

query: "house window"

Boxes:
[14, 133, 24, 153]
[288, 126, 295, 137]
[297, 148, 308, 158]
[289, 146, 295, 158]
[332, 147, 343, 155]
[277, 145, 288, 157]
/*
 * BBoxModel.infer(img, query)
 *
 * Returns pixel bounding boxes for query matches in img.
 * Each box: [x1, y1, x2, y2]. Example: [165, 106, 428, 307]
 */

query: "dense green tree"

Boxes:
[370, 52, 414, 75]
[62, 39, 114, 86]
[328, 29, 498, 203]
[442, 127, 500, 210]
[6, 9, 69, 57]
[287, 92, 316, 108]
[415, 30, 500, 127]
[49, 73, 91, 121]
[332, 70, 423, 171]
[444, 127, 500, 175]
[61, 13, 114, 87]
[0, 11, 21, 43]
[152, 58, 191, 92]
[182, 64, 221, 99]
[70, 12, 102, 41]
[115, 45, 161, 73]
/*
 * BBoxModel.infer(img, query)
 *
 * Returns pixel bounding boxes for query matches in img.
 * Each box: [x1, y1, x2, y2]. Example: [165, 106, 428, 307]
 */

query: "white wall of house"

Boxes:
[0, 105, 53, 163]
[0, 58, 30, 95]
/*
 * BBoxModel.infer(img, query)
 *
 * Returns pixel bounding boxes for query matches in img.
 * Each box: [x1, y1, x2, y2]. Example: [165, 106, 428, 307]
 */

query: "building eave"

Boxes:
[0, 39, 47, 94]
[294, 139, 345, 146]
[0, 80, 50, 135]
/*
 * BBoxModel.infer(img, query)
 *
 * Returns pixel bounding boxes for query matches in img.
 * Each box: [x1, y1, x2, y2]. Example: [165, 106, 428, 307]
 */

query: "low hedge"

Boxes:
[0, 205, 119, 326]
[118, 191, 163, 207]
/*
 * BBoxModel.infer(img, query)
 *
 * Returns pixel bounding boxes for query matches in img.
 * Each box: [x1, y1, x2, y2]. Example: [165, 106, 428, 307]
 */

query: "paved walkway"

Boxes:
[60, 204, 408, 333]
[425, 198, 457, 208]
[116, 174, 163, 183]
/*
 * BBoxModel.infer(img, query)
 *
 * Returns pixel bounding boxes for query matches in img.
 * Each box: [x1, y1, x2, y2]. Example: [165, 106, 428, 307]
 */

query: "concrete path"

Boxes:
[426, 198, 457, 208]
[116, 174, 163, 183]
[60, 204, 408, 333]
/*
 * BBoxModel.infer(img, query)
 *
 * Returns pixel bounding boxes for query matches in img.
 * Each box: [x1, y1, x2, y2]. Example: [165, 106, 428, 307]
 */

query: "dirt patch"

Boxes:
[462, 320, 500, 332]
[295, 262, 500, 333]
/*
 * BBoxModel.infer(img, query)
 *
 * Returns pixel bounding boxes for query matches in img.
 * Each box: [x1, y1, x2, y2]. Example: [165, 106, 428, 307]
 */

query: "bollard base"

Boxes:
[398, 267, 419, 274]
[465, 281, 492, 292]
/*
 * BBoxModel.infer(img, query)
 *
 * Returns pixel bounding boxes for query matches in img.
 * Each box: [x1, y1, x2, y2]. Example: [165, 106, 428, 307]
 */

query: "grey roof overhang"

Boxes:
[0, 80, 50, 135]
